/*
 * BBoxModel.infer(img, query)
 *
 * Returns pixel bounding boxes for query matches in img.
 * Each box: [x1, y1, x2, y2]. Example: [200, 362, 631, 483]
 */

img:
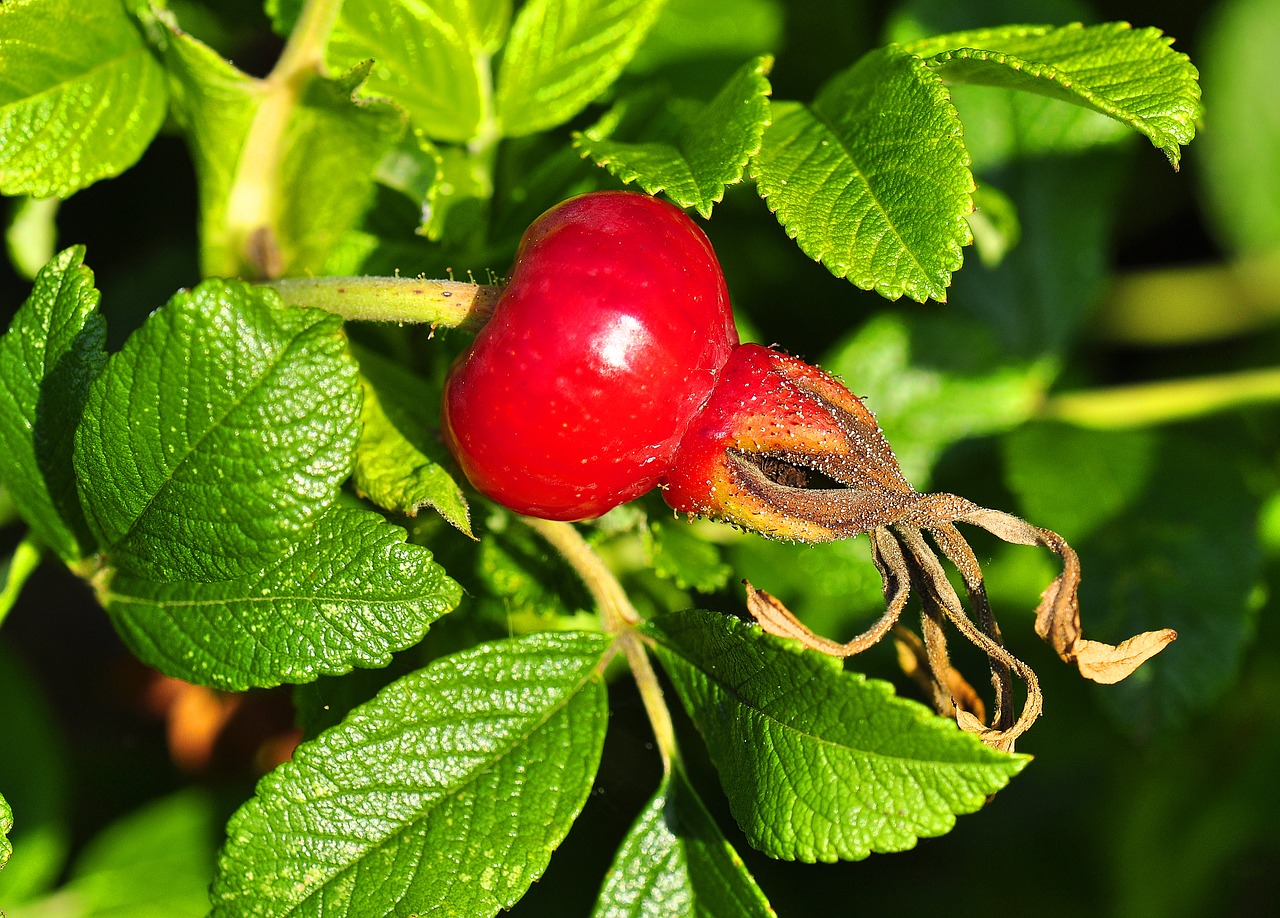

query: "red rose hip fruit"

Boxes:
[441, 191, 738, 520]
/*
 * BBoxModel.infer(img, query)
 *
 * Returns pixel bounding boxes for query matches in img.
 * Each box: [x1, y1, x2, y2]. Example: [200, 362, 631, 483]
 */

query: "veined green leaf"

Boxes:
[575, 55, 773, 217]
[212, 632, 612, 917]
[0, 247, 106, 561]
[102, 507, 461, 690]
[750, 48, 973, 302]
[909, 22, 1201, 168]
[496, 0, 668, 138]
[163, 22, 403, 278]
[328, 0, 496, 143]
[645, 520, 732, 593]
[593, 769, 773, 917]
[0, 0, 167, 197]
[74, 281, 362, 582]
[646, 609, 1025, 862]
[353, 348, 472, 534]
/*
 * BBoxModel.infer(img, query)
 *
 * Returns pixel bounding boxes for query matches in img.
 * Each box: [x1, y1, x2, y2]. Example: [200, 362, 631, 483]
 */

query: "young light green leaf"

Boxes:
[327, 0, 486, 143]
[645, 609, 1026, 862]
[593, 769, 773, 917]
[750, 48, 973, 302]
[909, 22, 1202, 168]
[17, 791, 217, 918]
[0, 0, 167, 197]
[496, 0, 668, 138]
[162, 23, 404, 278]
[212, 632, 612, 917]
[74, 281, 362, 582]
[824, 312, 1049, 484]
[575, 56, 773, 217]
[101, 507, 461, 691]
[1199, 0, 1280, 254]
[353, 348, 472, 534]
[0, 247, 106, 561]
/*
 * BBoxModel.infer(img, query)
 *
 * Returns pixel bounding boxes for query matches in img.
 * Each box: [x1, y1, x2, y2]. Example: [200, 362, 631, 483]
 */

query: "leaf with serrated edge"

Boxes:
[0, 0, 168, 197]
[0, 790, 12, 869]
[750, 48, 972, 302]
[0, 247, 106, 561]
[575, 56, 773, 217]
[212, 632, 611, 916]
[74, 281, 362, 582]
[593, 769, 773, 917]
[354, 350, 472, 533]
[328, 0, 485, 143]
[101, 507, 461, 690]
[909, 22, 1201, 168]
[645, 609, 1025, 862]
[496, 0, 667, 138]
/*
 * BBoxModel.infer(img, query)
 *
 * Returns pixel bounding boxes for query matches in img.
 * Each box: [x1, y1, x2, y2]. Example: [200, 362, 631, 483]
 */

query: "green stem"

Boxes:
[1042, 366, 1280, 429]
[520, 517, 680, 773]
[0, 536, 43, 628]
[267, 276, 501, 331]
[222, 0, 343, 278]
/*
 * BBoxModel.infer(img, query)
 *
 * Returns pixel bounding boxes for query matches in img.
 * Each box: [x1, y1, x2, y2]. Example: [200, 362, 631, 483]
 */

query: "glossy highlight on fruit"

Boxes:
[441, 191, 738, 520]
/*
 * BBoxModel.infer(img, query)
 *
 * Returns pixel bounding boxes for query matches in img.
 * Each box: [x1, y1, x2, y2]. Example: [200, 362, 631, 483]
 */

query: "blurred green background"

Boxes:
[2, 0, 1278, 915]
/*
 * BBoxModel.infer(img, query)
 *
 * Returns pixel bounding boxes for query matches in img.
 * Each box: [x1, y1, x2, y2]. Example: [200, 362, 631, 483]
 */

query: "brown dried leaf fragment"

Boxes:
[1072, 630, 1179, 684]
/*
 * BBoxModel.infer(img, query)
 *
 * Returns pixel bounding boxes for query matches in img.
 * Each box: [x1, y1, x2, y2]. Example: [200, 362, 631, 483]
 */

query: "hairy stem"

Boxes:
[519, 517, 679, 772]
[267, 276, 501, 331]
[1042, 365, 1280, 428]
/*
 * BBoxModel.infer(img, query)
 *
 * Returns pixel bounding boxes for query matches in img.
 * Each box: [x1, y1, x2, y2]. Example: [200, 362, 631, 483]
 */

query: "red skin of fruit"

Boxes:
[442, 191, 739, 520]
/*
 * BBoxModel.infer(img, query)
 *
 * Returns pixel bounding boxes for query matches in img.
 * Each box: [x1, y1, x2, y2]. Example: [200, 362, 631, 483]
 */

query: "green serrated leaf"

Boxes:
[74, 281, 362, 582]
[101, 507, 461, 690]
[0, 246, 106, 562]
[212, 631, 611, 916]
[327, 0, 490, 143]
[0, 0, 168, 197]
[496, 0, 668, 138]
[1199, 0, 1280, 254]
[593, 769, 773, 917]
[628, 0, 783, 74]
[824, 312, 1049, 484]
[750, 48, 973, 302]
[163, 23, 404, 278]
[645, 609, 1026, 862]
[575, 55, 773, 217]
[0, 790, 11, 870]
[910, 22, 1201, 168]
[645, 521, 731, 593]
[353, 349, 472, 534]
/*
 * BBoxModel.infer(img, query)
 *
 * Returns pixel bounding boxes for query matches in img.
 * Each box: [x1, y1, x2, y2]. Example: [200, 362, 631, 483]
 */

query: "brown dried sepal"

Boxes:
[711, 348, 1176, 750]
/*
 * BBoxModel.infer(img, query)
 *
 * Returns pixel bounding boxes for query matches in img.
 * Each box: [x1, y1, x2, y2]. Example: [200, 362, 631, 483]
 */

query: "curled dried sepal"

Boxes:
[669, 343, 1176, 749]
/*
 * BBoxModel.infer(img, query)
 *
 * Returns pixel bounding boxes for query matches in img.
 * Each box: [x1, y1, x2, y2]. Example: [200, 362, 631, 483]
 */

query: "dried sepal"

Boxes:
[673, 342, 1175, 748]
